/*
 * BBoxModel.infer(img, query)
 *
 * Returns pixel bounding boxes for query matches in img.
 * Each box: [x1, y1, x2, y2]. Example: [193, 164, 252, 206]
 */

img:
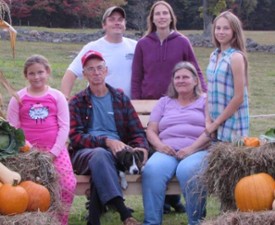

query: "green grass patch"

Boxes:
[69, 196, 220, 225]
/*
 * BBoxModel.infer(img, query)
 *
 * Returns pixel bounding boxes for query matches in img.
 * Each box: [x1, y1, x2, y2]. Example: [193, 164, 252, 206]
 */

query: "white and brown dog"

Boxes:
[116, 146, 145, 190]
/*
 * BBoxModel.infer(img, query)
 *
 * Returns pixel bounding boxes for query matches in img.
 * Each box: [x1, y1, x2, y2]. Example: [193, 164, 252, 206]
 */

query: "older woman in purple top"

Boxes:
[142, 61, 212, 225]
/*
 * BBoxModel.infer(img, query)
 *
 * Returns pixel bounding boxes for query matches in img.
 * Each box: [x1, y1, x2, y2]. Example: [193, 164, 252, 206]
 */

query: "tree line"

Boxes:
[3, 0, 275, 31]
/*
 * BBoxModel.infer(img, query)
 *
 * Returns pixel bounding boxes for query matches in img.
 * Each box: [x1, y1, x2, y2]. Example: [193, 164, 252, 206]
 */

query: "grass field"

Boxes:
[0, 30, 275, 225]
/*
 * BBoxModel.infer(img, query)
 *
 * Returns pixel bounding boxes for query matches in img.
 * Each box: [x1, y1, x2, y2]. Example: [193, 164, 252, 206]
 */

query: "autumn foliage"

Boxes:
[3, 0, 126, 27]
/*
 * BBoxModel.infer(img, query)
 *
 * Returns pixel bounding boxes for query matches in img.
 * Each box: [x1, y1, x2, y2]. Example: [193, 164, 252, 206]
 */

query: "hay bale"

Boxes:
[202, 142, 275, 211]
[202, 210, 275, 225]
[0, 149, 62, 225]
[0, 211, 60, 225]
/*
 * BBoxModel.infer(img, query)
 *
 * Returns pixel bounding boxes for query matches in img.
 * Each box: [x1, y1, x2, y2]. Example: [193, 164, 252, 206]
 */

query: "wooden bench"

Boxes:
[74, 99, 182, 195]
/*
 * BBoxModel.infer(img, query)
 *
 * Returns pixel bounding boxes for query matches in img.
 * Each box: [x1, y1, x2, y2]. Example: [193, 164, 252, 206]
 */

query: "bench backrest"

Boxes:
[131, 100, 158, 128]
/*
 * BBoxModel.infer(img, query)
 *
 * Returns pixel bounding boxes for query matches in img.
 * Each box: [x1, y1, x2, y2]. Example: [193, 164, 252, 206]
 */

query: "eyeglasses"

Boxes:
[84, 65, 106, 73]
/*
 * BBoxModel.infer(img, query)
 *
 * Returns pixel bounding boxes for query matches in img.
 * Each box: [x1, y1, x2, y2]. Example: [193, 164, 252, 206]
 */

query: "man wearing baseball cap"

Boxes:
[69, 50, 148, 225]
[61, 5, 136, 99]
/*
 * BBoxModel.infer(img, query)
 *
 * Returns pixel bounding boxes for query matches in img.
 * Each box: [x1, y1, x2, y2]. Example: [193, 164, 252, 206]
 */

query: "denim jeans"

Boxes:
[142, 150, 208, 225]
[72, 147, 124, 225]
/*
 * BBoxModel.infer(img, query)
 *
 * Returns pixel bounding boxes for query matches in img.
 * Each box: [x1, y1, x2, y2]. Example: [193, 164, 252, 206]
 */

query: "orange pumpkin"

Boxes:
[19, 144, 31, 152]
[235, 173, 275, 212]
[0, 180, 29, 215]
[20, 180, 51, 212]
[243, 137, 260, 147]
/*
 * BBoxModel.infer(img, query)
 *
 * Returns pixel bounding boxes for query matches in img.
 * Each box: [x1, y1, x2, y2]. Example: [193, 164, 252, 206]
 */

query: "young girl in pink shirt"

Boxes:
[7, 55, 76, 225]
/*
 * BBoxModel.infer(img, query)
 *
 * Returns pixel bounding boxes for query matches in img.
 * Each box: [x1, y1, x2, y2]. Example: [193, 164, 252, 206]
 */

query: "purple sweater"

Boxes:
[131, 31, 207, 99]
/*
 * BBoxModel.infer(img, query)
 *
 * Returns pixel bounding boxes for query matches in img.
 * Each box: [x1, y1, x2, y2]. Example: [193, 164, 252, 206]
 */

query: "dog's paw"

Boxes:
[119, 171, 128, 190]
[120, 179, 128, 190]
[141, 165, 145, 173]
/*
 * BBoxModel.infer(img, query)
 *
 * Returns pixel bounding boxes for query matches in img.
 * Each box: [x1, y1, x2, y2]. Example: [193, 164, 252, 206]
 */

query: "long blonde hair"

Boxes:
[145, 1, 177, 36]
[212, 11, 248, 84]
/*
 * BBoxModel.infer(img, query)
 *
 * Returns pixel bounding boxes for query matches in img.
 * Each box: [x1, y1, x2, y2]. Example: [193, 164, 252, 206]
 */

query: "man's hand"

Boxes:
[105, 138, 128, 155]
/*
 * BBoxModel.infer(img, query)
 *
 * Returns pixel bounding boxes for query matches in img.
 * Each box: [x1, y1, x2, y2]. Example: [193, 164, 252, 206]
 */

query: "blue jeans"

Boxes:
[142, 150, 208, 225]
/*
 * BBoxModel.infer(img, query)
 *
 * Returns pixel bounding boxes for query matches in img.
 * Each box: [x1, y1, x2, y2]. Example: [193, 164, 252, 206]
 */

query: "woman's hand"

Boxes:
[156, 143, 176, 156]
[176, 146, 195, 160]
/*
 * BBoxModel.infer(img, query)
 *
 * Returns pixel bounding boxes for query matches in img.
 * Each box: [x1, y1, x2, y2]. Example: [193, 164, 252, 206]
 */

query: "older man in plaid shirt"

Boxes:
[69, 50, 148, 225]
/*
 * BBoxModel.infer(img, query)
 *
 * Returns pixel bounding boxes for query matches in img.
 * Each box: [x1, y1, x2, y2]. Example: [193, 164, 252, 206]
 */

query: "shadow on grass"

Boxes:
[69, 196, 220, 225]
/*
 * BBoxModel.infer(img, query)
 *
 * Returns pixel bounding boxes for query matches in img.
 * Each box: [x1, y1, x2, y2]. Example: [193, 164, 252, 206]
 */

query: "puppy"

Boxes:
[116, 146, 144, 190]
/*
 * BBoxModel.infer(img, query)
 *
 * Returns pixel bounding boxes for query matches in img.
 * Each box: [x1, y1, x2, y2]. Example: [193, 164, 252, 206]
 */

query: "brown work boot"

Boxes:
[123, 217, 141, 225]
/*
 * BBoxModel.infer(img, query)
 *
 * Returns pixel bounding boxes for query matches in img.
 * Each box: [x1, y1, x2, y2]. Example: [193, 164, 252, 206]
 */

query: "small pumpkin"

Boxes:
[272, 190, 275, 210]
[0, 179, 29, 215]
[235, 173, 275, 212]
[0, 162, 21, 184]
[20, 180, 51, 212]
[243, 137, 260, 147]
[19, 144, 31, 152]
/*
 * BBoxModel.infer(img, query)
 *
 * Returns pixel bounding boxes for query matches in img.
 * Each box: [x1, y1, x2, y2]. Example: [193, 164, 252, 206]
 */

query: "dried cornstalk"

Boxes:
[0, 71, 20, 118]
[0, 0, 11, 23]
[0, 93, 4, 118]
[0, 0, 16, 58]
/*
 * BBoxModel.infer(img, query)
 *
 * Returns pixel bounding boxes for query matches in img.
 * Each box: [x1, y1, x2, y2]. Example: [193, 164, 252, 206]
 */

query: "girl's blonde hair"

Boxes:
[212, 10, 246, 54]
[167, 61, 202, 98]
[145, 1, 177, 36]
[23, 55, 51, 77]
[212, 11, 248, 84]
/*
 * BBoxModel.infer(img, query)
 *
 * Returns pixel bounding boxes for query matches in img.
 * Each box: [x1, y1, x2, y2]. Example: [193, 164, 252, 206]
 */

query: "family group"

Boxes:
[6, 1, 249, 225]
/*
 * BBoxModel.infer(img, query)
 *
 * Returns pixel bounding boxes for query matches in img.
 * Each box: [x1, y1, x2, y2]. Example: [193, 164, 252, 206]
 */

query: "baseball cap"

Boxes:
[102, 6, 126, 23]
[81, 50, 105, 67]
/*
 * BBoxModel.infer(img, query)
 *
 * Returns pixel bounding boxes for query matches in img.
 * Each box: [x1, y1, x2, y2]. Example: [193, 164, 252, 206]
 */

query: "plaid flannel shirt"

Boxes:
[69, 84, 149, 154]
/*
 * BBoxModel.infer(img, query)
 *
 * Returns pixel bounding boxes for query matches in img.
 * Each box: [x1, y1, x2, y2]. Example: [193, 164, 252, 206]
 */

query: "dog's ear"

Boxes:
[117, 149, 129, 162]
[134, 150, 144, 163]
[117, 149, 134, 163]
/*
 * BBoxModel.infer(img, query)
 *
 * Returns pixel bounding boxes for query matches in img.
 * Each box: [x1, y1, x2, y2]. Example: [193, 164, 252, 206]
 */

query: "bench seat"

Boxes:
[75, 174, 181, 195]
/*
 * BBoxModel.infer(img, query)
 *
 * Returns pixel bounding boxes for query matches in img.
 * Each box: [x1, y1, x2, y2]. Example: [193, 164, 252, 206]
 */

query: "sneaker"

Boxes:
[163, 203, 171, 214]
[123, 217, 141, 225]
[127, 207, 135, 213]
[172, 202, 186, 213]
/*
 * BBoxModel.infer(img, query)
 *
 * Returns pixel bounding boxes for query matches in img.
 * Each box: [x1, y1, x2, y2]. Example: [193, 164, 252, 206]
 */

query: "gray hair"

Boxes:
[167, 61, 202, 98]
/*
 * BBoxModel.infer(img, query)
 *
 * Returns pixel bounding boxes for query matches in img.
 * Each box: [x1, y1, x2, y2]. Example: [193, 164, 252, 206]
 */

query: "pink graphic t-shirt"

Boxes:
[7, 87, 69, 157]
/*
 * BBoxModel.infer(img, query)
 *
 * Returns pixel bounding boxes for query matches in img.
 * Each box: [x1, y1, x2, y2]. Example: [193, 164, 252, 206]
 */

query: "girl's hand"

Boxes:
[49, 153, 56, 161]
[205, 121, 218, 140]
